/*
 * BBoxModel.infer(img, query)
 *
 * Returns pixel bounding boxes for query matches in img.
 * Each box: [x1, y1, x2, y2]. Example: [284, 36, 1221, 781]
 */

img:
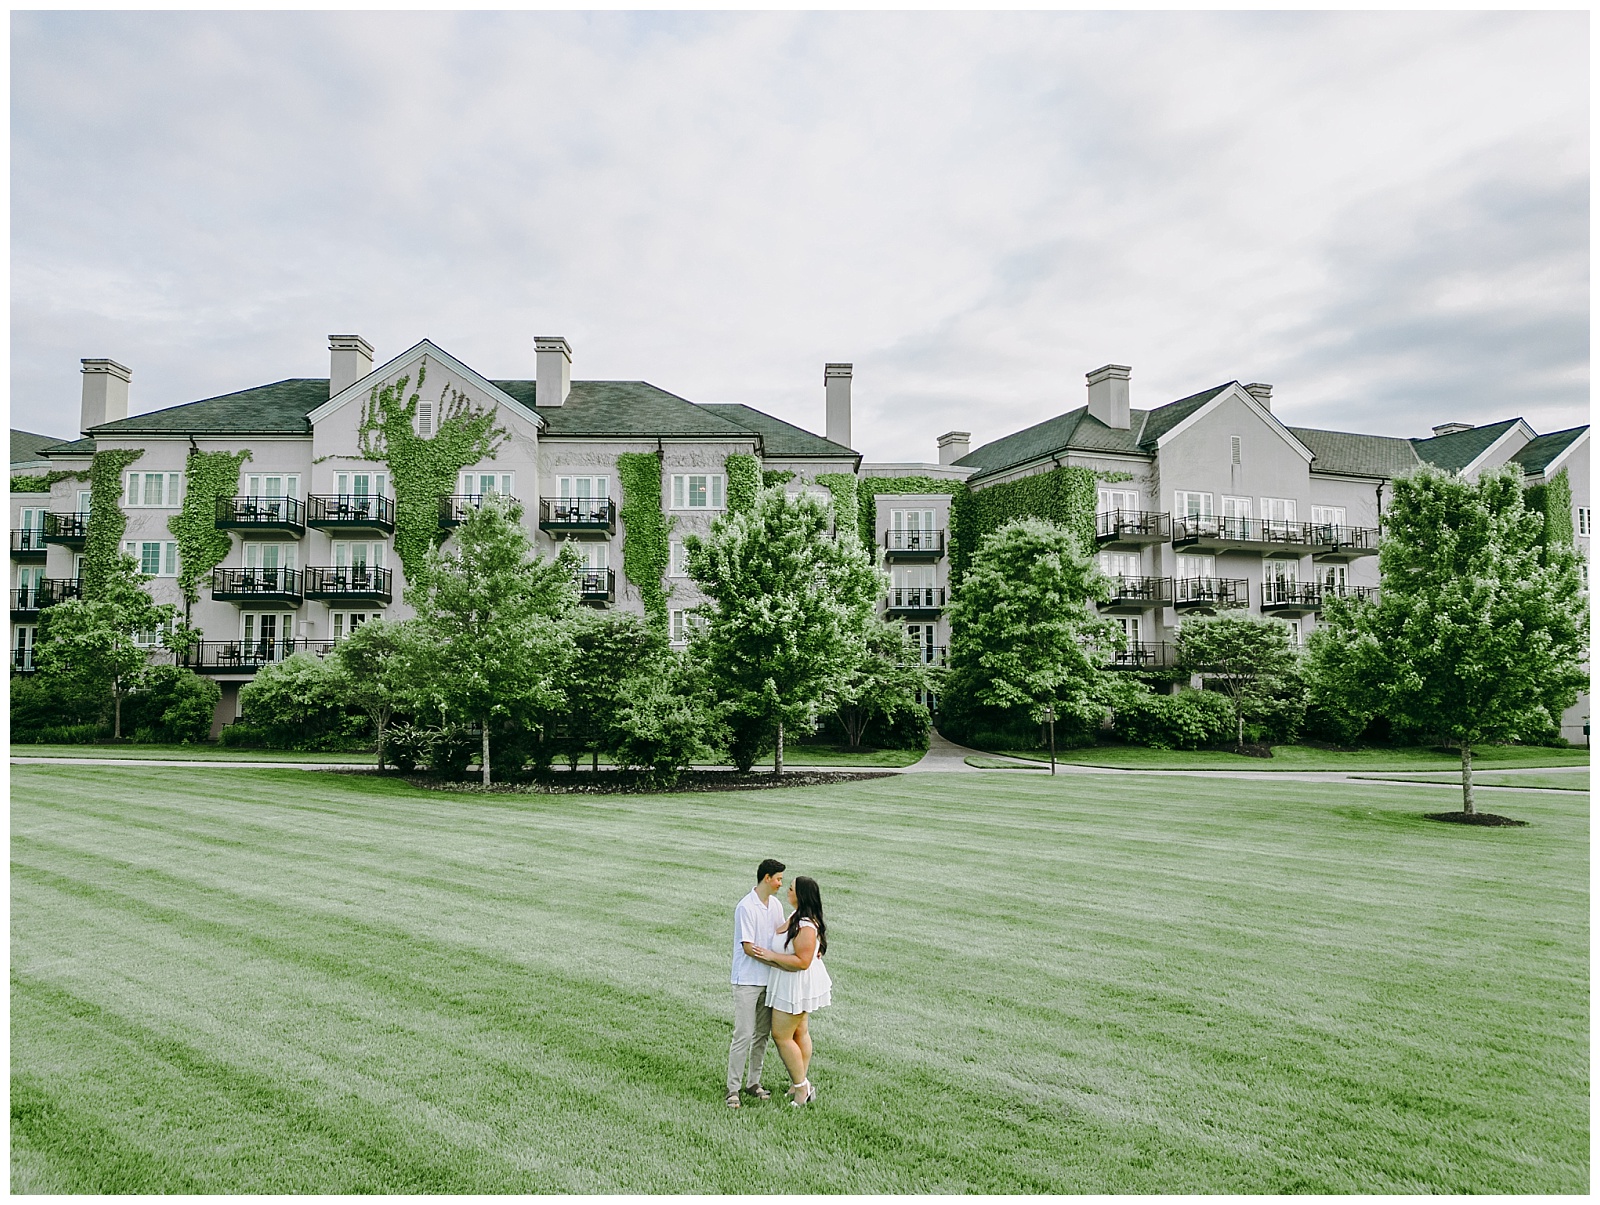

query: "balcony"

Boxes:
[1174, 577, 1249, 612]
[182, 638, 335, 674]
[303, 566, 392, 605]
[883, 529, 945, 560]
[11, 648, 37, 673]
[11, 529, 48, 560]
[438, 494, 516, 527]
[885, 586, 945, 617]
[1095, 509, 1171, 547]
[210, 567, 303, 606]
[42, 512, 90, 549]
[307, 494, 395, 535]
[1322, 583, 1379, 605]
[1172, 515, 1322, 554]
[215, 496, 305, 537]
[11, 578, 79, 618]
[1098, 575, 1172, 610]
[1105, 641, 1173, 670]
[1259, 581, 1321, 614]
[1312, 525, 1379, 561]
[903, 645, 948, 667]
[576, 567, 615, 605]
[540, 496, 617, 536]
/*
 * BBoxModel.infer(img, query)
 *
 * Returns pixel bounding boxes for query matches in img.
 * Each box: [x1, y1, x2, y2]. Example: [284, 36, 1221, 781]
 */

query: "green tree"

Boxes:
[834, 619, 935, 748]
[554, 610, 670, 770]
[1175, 614, 1301, 752]
[238, 652, 363, 750]
[406, 495, 577, 785]
[328, 618, 421, 770]
[611, 655, 721, 786]
[35, 553, 177, 738]
[1306, 464, 1588, 814]
[943, 518, 1118, 764]
[687, 485, 883, 774]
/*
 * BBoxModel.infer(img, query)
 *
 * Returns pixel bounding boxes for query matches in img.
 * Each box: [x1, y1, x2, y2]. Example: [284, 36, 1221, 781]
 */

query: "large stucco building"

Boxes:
[10, 340, 1590, 740]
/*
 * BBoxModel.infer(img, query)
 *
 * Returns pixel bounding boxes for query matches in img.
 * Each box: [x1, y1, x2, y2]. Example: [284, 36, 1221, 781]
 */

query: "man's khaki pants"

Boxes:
[727, 984, 773, 1095]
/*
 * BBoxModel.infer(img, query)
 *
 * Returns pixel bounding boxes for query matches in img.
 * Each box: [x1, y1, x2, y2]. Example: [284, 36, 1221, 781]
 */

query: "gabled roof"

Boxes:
[1408, 418, 1523, 473]
[699, 403, 856, 457]
[88, 378, 332, 436]
[1289, 427, 1422, 478]
[491, 381, 760, 440]
[1135, 384, 1233, 446]
[11, 429, 62, 468]
[40, 436, 95, 458]
[1510, 425, 1588, 476]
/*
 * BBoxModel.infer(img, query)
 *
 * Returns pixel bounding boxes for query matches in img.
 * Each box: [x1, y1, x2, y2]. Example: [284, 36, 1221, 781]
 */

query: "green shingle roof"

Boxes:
[1288, 427, 1422, 478]
[954, 383, 1234, 479]
[699, 403, 856, 457]
[1409, 418, 1522, 472]
[87, 379, 333, 435]
[11, 429, 62, 468]
[40, 436, 95, 458]
[491, 381, 758, 440]
[1510, 425, 1587, 475]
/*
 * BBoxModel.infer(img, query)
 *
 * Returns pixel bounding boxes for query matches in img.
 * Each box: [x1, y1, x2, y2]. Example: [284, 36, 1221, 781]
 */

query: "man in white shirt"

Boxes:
[727, 858, 788, 1108]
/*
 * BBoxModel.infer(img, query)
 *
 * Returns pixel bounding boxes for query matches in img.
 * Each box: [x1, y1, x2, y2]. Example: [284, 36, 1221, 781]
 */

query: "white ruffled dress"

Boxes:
[767, 918, 833, 1014]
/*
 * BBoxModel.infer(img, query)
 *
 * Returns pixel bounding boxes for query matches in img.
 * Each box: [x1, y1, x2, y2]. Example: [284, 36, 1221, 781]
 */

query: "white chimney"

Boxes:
[937, 431, 971, 465]
[1243, 382, 1272, 411]
[329, 335, 374, 397]
[536, 336, 572, 407]
[1086, 364, 1131, 429]
[825, 362, 852, 448]
[1432, 422, 1474, 437]
[80, 359, 131, 433]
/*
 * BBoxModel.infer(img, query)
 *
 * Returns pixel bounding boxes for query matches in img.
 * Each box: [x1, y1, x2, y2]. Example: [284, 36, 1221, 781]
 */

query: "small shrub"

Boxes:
[121, 665, 220, 744]
[19, 722, 104, 745]
[1113, 690, 1234, 750]
[427, 726, 477, 776]
[383, 723, 433, 773]
[218, 722, 269, 748]
[238, 653, 369, 750]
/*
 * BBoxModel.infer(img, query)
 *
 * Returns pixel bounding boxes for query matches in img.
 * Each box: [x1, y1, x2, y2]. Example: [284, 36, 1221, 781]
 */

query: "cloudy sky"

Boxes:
[11, 10, 1589, 459]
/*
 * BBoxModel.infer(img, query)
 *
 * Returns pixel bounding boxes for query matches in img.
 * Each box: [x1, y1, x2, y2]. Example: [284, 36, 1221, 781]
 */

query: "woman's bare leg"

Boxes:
[795, 1012, 813, 1081]
[769, 1008, 807, 1092]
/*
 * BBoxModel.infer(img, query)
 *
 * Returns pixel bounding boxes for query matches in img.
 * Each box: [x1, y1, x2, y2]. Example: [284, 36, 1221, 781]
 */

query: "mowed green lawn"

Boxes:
[995, 743, 1591, 773]
[11, 765, 1588, 1192]
[1360, 769, 1590, 792]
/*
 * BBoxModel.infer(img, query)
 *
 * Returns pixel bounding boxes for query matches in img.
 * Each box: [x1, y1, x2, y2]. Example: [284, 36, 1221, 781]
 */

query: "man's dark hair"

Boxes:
[756, 858, 785, 883]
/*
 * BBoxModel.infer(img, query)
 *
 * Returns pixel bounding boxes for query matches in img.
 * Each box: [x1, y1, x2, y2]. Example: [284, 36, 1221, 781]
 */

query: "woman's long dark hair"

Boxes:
[783, 875, 827, 957]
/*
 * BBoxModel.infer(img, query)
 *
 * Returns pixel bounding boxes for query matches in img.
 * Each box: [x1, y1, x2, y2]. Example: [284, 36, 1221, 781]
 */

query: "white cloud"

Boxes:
[10, 11, 1587, 455]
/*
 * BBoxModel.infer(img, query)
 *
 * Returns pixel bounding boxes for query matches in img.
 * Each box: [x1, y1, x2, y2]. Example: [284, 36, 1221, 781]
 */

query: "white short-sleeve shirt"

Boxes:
[731, 888, 787, 986]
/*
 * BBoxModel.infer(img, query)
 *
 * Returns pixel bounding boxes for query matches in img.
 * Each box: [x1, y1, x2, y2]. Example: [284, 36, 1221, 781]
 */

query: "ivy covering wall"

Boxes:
[168, 448, 251, 605]
[949, 466, 1099, 585]
[80, 448, 145, 600]
[10, 469, 90, 494]
[1525, 467, 1575, 559]
[724, 453, 761, 514]
[814, 473, 860, 536]
[617, 451, 673, 630]
[357, 358, 506, 584]
[761, 469, 795, 489]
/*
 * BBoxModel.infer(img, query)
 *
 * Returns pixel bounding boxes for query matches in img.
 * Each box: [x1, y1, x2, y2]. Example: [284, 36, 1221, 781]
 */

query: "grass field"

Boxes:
[990, 743, 1591, 773]
[1359, 769, 1591, 792]
[11, 764, 1588, 1192]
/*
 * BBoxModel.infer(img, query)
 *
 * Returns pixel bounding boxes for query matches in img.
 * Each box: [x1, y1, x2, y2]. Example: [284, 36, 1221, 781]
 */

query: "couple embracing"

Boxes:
[726, 858, 832, 1108]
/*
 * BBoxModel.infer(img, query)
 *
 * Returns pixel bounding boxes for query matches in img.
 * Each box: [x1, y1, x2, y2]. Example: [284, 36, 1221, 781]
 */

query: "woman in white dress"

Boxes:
[750, 875, 831, 1106]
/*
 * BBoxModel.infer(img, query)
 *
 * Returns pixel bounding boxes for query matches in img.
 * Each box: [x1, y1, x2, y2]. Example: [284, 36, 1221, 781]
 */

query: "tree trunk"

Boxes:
[1235, 705, 1244, 752]
[592, 750, 599, 772]
[481, 719, 492, 787]
[1461, 739, 1475, 815]
[375, 716, 386, 771]
[1048, 714, 1057, 776]
[114, 685, 123, 740]
[775, 719, 784, 776]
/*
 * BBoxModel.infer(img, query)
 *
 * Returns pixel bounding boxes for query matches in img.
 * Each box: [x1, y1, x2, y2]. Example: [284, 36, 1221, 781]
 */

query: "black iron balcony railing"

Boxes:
[210, 566, 303, 602]
[886, 587, 945, 614]
[181, 639, 336, 672]
[576, 567, 616, 603]
[1311, 524, 1380, 558]
[1174, 576, 1249, 610]
[540, 497, 617, 534]
[902, 644, 948, 666]
[1321, 583, 1379, 604]
[306, 494, 395, 532]
[1105, 640, 1173, 669]
[1259, 580, 1321, 610]
[10, 578, 79, 614]
[11, 528, 48, 557]
[1100, 575, 1173, 607]
[215, 496, 305, 534]
[11, 647, 37, 673]
[303, 566, 393, 603]
[883, 529, 946, 558]
[438, 494, 519, 526]
[1172, 515, 1323, 549]
[42, 512, 91, 546]
[1095, 509, 1171, 544]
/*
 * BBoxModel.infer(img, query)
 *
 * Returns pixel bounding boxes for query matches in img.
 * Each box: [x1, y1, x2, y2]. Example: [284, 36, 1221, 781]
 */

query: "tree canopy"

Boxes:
[1175, 614, 1301, 751]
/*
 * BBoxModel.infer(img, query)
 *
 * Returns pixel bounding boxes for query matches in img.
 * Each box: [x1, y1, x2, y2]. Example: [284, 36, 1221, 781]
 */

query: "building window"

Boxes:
[133, 619, 170, 647]
[331, 612, 373, 641]
[125, 472, 183, 508]
[244, 474, 300, 499]
[459, 471, 513, 497]
[1221, 495, 1252, 520]
[1578, 507, 1591, 536]
[1311, 505, 1346, 526]
[671, 474, 725, 510]
[1098, 551, 1138, 579]
[669, 539, 688, 577]
[243, 543, 297, 571]
[13, 624, 37, 671]
[123, 540, 178, 576]
[1263, 558, 1299, 603]
[557, 475, 609, 502]
[336, 472, 387, 498]
[1098, 488, 1138, 514]
[333, 541, 386, 569]
[1230, 436, 1241, 465]
[670, 608, 705, 644]
[1261, 497, 1297, 532]
[1176, 554, 1215, 578]
[1174, 491, 1213, 517]
[1284, 619, 1302, 646]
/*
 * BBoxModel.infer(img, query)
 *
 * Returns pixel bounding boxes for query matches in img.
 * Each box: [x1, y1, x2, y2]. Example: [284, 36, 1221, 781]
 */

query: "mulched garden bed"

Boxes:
[1423, 811, 1529, 827]
[342, 768, 898, 794]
